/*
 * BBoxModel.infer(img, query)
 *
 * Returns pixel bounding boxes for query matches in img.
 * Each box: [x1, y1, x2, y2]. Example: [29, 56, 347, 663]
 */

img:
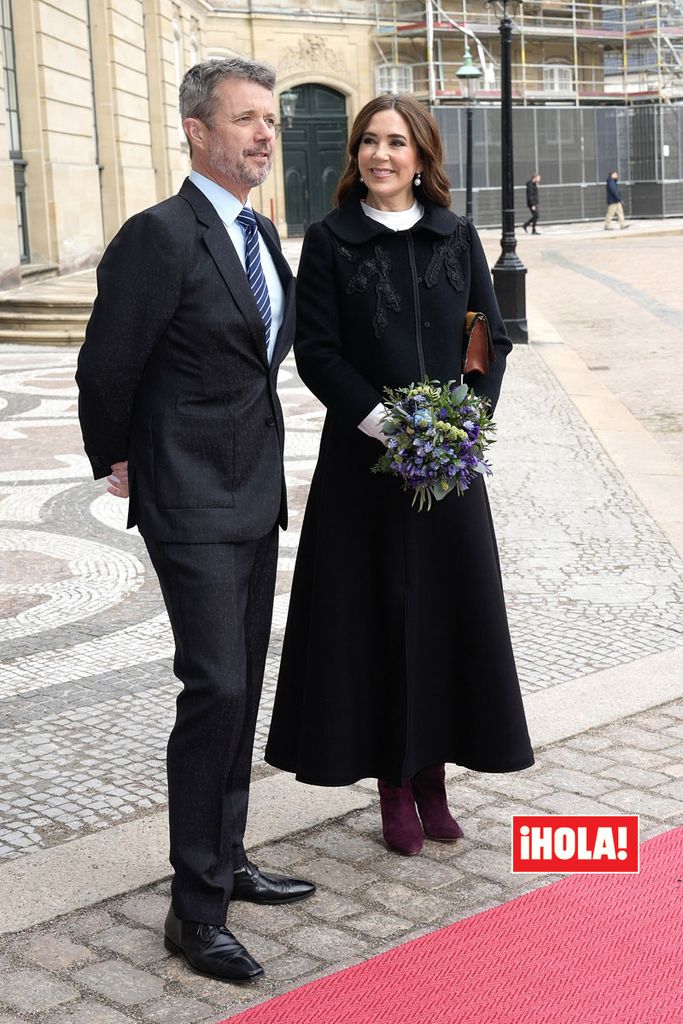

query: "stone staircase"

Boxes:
[0, 270, 96, 346]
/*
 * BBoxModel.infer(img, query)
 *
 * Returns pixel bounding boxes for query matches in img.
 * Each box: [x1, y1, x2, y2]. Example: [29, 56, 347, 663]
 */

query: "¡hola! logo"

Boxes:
[511, 815, 640, 874]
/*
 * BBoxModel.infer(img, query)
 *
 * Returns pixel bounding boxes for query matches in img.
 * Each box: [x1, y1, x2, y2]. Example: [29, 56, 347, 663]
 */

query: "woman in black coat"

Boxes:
[265, 95, 533, 856]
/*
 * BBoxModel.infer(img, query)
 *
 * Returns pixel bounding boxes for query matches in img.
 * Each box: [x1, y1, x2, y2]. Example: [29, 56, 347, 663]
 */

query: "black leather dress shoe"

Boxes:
[232, 861, 316, 905]
[164, 905, 263, 981]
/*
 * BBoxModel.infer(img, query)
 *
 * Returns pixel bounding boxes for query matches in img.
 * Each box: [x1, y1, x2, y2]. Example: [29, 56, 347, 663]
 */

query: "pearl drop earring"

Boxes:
[414, 173, 422, 188]
[359, 174, 365, 184]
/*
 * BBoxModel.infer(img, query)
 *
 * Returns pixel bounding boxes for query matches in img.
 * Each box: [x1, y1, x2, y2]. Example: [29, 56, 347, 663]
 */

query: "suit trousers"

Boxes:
[144, 529, 278, 924]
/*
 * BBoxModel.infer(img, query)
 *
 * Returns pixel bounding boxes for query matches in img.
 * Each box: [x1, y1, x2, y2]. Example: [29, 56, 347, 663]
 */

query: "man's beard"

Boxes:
[208, 136, 272, 190]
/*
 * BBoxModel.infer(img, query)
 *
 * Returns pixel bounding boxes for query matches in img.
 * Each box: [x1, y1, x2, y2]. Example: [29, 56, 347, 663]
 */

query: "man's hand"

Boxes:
[107, 461, 129, 498]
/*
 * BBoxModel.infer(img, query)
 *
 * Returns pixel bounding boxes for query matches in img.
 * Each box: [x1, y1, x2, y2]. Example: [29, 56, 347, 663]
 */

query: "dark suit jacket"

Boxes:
[76, 178, 295, 543]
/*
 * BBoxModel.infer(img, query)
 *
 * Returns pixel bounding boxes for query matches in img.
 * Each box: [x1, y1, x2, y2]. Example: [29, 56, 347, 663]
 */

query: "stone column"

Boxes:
[11, 0, 104, 271]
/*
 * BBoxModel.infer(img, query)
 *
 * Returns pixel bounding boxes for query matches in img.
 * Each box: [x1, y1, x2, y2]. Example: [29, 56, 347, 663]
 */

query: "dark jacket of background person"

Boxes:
[265, 198, 534, 787]
[606, 175, 623, 205]
[76, 179, 294, 543]
[526, 178, 539, 209]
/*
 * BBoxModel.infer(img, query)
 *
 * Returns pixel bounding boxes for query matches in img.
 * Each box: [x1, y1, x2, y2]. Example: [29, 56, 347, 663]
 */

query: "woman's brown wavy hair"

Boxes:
[335, 94, 451, 208]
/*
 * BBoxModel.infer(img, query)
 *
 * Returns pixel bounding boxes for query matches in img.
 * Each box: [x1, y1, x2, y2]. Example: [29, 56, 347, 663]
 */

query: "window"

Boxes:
[172, 20, 185, 144]
[1, 0, 20, 155]
[483, 61, 498, 91]
[543, 63, 574, 94]
[16, 188, 27, 260]
[1, 0, 29, 261]
[172, 20, 182, 87]
[375, 64, 414, 95]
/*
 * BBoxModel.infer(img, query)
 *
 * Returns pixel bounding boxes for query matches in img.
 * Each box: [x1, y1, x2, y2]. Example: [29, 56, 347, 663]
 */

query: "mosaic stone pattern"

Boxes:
[1, 324, 682, 859]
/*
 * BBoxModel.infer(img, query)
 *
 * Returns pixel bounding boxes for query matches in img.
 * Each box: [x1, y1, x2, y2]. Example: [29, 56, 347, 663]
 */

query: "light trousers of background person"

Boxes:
[604, 202, 626, 229]
[143, 529, 278, 924]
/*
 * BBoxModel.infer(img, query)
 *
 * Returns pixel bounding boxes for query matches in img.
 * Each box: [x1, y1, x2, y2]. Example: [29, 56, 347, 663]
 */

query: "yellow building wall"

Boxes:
[204, 15, 375, 234]
[0, 0, 378, 284]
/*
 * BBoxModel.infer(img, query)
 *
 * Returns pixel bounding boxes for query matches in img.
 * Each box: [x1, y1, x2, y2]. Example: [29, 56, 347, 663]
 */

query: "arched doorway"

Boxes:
[281, 85, 348, 236]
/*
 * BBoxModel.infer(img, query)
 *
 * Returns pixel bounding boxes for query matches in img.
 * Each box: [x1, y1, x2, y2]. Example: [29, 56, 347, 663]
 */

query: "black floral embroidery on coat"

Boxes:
[338, 243, 401, 338]
[423, 218, 470, 292]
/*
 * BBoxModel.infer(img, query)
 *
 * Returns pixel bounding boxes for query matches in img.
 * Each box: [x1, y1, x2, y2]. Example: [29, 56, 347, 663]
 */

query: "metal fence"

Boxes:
[434, 104, 683, 225]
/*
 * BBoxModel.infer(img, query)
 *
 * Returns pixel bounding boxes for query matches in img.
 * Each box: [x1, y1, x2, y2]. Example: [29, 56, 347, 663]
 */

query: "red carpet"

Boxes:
[224, 827, 683, 1024]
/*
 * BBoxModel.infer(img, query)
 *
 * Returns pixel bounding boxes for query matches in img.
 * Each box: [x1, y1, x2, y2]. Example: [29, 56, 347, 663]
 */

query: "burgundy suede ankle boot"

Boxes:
[411, 764, 464, 842]
[377, 779, 424, 856]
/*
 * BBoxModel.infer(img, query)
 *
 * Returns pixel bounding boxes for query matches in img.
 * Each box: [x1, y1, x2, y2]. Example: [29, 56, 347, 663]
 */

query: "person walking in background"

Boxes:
[605, 170, 629, 230]
[76, 57, 314, 983]
[523, 173, 541, 234]
[265, 94, 534, 858]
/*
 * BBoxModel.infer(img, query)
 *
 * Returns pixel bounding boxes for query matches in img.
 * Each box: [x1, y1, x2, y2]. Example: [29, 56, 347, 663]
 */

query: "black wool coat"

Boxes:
[265, 199, 534, 786]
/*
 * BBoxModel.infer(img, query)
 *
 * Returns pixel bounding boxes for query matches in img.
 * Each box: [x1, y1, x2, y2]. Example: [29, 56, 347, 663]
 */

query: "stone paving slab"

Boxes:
[515, 226, 683, 472]
[0, 702, 681, 1024]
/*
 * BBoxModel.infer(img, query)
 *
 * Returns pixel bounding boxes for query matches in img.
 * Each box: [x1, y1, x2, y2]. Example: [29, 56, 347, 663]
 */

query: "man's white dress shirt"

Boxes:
[189, 170, 284, 364]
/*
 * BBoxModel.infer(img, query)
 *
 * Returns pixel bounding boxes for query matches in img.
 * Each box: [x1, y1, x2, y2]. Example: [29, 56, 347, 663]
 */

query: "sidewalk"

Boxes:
[1, 226, 682, 1023]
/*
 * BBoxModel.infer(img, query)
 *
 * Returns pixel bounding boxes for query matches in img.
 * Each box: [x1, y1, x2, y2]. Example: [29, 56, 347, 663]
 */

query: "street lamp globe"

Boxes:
[456, 42, 482, 102]
[279, 89, 299, 129]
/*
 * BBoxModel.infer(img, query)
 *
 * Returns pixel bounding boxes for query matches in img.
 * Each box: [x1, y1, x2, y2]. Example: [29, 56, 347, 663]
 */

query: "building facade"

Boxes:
[1, 1, 682, 288]
[0, 0, 380, 288]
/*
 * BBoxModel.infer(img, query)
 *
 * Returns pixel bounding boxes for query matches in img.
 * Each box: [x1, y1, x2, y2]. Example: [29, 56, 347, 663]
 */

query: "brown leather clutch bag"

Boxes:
[463, 311, 496, 375]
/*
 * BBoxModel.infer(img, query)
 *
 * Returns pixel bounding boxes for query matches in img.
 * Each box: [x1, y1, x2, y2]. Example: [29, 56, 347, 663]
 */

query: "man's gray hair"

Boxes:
[179, 57, 276, 128]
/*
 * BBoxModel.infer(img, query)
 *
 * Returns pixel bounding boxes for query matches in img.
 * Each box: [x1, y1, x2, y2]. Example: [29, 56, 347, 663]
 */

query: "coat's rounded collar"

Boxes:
[322, 197, 463, 244]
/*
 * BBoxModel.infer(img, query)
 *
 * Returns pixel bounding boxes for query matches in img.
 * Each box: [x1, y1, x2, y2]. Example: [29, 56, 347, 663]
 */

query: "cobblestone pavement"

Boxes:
[0, 704, 681, 1023]
[1, 227, 682, 1021]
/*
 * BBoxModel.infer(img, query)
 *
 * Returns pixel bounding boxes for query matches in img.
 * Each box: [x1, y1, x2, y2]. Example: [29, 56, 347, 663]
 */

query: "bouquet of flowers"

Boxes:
[371, 379, 495, 511]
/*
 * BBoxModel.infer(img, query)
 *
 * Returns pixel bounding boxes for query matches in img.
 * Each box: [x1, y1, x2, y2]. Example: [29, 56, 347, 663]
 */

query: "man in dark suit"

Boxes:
[76, 57, 314, 982]
[522, 173, 541, 234]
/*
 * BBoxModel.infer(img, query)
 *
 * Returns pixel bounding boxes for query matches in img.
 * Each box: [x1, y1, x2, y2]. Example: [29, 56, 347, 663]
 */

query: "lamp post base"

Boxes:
[492, 263, 528, 344]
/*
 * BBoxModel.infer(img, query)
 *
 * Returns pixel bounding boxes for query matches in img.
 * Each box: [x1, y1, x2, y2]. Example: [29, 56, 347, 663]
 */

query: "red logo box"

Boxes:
[511, 815, 640, 874]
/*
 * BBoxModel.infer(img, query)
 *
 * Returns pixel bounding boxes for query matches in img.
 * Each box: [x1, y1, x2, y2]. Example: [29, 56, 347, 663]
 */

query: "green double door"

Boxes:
[282, 85, 347, 236]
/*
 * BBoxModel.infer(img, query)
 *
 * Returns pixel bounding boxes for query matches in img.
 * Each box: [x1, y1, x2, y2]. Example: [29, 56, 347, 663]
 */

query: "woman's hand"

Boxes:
[107, 460, 129, 498]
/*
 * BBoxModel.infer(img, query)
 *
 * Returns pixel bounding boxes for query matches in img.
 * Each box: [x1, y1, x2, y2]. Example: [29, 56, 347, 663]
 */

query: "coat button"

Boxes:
[265, 415, 275, 427]
[423, 321, 431, 328]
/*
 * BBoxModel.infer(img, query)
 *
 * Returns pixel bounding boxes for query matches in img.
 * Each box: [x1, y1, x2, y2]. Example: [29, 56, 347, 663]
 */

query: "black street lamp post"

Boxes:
[456, 43, 482, 221]
[485, 0, 528, 343]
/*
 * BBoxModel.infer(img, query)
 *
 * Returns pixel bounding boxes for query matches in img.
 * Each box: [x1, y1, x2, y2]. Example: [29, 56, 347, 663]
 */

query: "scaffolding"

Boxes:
[373, 1, 683, 105]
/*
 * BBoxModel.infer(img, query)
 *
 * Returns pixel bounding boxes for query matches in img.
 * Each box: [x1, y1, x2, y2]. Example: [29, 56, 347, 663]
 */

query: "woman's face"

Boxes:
[357, 109, 422, 212]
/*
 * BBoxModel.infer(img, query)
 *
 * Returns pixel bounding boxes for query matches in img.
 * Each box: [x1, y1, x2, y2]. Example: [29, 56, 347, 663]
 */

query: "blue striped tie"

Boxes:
[236, 207, 272, 351]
